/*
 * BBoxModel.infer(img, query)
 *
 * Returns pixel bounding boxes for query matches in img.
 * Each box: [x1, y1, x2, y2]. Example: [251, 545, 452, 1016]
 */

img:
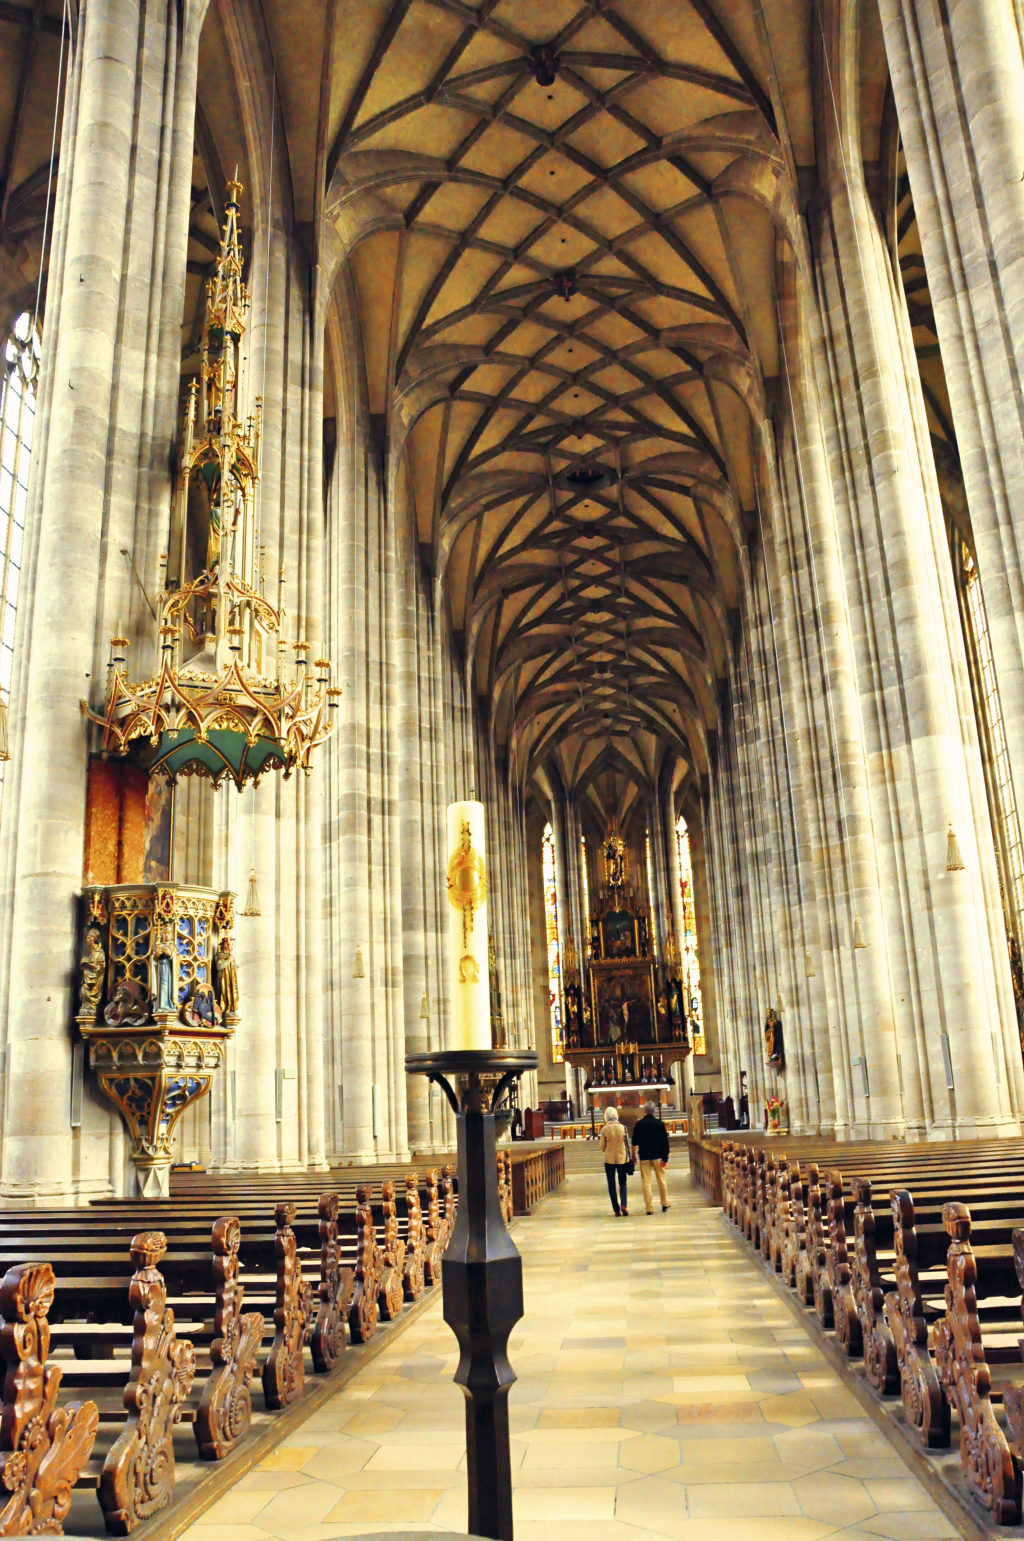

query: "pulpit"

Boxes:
[75, 883, 237, 1197]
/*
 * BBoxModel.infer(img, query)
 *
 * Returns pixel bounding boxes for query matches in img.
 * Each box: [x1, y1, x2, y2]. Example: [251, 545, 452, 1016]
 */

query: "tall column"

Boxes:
[811, 2, 1021, 1136]
[879, 0, 1024, 835]
[0, 0, 209, 1200]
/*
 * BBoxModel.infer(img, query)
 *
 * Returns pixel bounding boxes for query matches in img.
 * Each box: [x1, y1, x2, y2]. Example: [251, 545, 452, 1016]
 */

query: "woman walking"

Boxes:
[599, 1105, 630, 1215]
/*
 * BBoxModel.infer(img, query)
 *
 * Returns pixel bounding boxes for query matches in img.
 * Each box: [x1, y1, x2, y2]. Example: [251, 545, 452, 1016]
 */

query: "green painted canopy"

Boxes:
[149, 727, 287, 787]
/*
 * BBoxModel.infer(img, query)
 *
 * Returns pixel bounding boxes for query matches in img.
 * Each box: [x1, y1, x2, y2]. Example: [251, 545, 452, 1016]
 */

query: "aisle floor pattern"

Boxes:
[181, 1167, 956, 1541]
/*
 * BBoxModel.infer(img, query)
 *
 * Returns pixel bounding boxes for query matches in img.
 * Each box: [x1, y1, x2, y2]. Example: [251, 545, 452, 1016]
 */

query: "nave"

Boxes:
[178, 1162, 948, 1541]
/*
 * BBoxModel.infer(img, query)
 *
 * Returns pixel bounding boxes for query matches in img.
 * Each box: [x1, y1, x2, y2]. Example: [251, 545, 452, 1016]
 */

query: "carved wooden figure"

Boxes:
[378, 1180, 406, 1321]
[99, 1232, 197, 1534]
[806, 1171, 833, 1328]
[932, 1202, 1021, 1524]
[761, 1153, 777, 1262]
[403, 1174, 426, 1301]
[262, 1204, 312, 1410]
[781, 1162, 804, 1289]
[440, 1165, 456, 1249]
[851, 1180, 898, 1395]
[424, 1169, 443, 1287]
[0, 1262, 99, 1537]
[195, 1217, 264, 1460]
[883, 1190, 949, 1449]
[769, 1157, 789, 1271]
[312, 1193, 354, 1374]
[825, 1171, 862, 1357]
[349, 1186, 381, 1344]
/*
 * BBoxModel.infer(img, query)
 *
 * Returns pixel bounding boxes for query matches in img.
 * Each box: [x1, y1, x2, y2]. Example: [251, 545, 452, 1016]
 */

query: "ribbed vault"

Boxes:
[320, 0, 805, 822]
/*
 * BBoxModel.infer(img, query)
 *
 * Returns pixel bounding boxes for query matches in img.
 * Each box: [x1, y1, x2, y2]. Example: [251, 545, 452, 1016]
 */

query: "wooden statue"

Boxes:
[378, 1180, 406, 1322]
[262, 1204, 312, 1410]
[763, 1007, 784, 1069]
[311, 1192, 353, 1374]
[78, 926, 106, 1021]
[99, 1232, 197, 1534]
[403, 1174, 426, 1301]
[214, 932, 238, 1017]
[424, 1169, 442, 1286]
[195, 1217, 264, 1460]
[0, 1262, 99, 1536]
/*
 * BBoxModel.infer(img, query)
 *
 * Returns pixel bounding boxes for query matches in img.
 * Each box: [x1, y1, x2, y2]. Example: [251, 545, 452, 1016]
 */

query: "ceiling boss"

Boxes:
[81, 180, 339, 789]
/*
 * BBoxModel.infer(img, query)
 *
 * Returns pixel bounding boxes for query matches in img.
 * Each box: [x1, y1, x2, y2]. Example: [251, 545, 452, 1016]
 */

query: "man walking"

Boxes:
[632, 1102, 670, 1213]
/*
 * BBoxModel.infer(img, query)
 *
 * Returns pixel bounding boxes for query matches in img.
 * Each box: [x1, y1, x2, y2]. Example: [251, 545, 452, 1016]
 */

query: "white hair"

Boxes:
[603, 1105, 619, 1123]
[644, 1101, 657, 1114]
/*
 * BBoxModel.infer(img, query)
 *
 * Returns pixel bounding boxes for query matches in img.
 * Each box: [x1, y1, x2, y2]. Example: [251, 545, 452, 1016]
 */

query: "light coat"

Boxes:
[599, 1119, 629, 1165]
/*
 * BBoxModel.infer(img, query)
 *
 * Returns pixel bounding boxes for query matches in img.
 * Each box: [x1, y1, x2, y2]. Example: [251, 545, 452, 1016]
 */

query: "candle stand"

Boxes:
[406, 1048, 538, 1541]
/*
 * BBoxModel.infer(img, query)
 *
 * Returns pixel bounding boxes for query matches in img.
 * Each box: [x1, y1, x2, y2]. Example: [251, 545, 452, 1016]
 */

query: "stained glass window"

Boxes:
[676, 816, 705, 1054]
[580, 835, 591, 959]
[0, 314, 39, 817]
[542, 822, 563, 1064]
[645, 831, 658, 962]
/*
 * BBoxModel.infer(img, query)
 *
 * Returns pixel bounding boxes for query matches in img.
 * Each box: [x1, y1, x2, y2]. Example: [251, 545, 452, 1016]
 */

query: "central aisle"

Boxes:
[183, 1167, 954, 1541]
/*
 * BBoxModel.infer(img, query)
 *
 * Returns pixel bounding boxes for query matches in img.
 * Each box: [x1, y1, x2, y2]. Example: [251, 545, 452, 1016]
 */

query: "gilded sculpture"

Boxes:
[215, 932, 238, 1017]
[78, 926, 105, 1022]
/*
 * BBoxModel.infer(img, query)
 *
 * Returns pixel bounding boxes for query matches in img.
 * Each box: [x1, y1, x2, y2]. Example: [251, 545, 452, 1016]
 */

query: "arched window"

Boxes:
[580, 834, 591, 959]
[541, 822, 563, 1064]
[675, 815, 705, 1054]
[0, 313, 40, 810]
[645, 831, 658, 961]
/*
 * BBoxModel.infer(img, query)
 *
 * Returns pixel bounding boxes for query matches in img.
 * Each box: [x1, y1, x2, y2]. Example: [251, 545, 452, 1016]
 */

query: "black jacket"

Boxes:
[631, 1113, 670, 1162]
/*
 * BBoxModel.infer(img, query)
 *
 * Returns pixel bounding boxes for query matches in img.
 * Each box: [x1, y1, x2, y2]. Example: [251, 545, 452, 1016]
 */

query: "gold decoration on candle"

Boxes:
[447, 819, 487, 948]
[458, 955, 480, 984]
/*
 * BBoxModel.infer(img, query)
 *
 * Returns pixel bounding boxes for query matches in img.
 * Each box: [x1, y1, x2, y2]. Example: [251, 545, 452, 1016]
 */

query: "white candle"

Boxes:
[446, 800, 491, 1051]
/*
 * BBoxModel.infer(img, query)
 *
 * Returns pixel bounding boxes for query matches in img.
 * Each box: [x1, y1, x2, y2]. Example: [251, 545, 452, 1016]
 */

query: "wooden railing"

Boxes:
[688, 1135, 723, 1203]
[510, 1145, 565, 1213]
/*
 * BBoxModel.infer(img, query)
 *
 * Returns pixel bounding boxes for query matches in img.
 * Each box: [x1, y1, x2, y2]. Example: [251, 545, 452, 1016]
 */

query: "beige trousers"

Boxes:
[640, 1159, 669, 1212]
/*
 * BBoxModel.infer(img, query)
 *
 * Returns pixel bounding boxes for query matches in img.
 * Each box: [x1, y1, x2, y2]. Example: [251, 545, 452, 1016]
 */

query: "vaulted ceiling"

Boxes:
[324, 0, 809, 835]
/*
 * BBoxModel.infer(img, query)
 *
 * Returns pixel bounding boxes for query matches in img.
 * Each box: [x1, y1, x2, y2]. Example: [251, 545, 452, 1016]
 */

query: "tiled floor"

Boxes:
[181, 1165, 957, 1541]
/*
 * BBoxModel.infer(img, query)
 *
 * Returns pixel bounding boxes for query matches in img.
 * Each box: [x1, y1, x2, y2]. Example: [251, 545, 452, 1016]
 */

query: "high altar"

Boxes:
[563, 829, 691, 1118]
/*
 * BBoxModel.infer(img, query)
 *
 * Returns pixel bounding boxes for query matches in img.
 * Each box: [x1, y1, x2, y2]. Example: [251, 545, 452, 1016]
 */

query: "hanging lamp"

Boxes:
[241, 867, 261, 916]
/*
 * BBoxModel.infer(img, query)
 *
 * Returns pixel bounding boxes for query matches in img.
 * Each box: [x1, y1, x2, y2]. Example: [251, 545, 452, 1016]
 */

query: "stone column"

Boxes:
[811, 1, 1022, 1136]
[0, 0, 209, 1200]
[879, 0, 1024, 838]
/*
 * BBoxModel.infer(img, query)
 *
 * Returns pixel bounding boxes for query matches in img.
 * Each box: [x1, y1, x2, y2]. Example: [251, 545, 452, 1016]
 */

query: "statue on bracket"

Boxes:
[78, 926, 105, 1022]
[763, 1006, 785, 1071]
[215, 932, 239, 1018]
[152, 917, 177, 1016]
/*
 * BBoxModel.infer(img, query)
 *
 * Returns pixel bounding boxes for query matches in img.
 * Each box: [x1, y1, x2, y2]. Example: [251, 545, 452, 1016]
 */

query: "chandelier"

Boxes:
[83, 181, 339, 788]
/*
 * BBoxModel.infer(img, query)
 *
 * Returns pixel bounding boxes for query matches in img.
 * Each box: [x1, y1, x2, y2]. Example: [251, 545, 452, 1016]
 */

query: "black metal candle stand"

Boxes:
[405, 1048, 538, 1541]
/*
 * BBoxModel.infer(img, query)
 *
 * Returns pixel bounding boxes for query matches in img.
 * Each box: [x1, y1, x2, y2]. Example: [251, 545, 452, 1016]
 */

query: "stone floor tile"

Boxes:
[175, 1173, 951, 1541]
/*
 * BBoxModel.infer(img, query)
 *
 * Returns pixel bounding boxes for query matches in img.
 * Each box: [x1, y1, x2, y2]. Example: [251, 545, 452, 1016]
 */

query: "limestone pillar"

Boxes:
[0, 0, 209, 1200]
[811, 1, 1022, 1136]
[879, 0, 1024, 843]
